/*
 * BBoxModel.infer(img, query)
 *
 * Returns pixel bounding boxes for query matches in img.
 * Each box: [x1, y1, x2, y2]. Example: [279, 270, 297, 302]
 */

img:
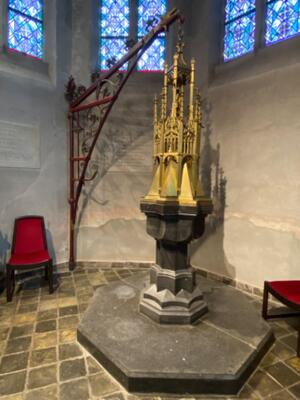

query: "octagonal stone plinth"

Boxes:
[78, 272, 274, 396]
[140, 282, 208, 324]
[139, 202, 212, 324]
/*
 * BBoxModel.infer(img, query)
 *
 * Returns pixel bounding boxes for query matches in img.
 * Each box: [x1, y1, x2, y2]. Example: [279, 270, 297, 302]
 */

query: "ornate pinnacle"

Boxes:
[154, 95, 158, 126]
[145, 32, 206, 205]
[171, 54, 179, 118]
[189, 59, 195, 121]
[161, 63, 168, 119]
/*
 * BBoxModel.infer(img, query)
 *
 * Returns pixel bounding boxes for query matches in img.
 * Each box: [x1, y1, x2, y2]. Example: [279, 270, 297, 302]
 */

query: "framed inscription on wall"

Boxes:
[0, 120, 40, 169]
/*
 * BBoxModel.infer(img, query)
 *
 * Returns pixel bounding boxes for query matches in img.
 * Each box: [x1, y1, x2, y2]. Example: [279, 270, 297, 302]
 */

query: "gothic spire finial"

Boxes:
[146, 32, 206, 205]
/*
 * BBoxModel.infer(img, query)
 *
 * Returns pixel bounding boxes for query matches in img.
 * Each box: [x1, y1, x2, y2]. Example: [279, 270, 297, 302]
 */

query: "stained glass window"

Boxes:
[99, 0, 130, 71]
[137, 0, 166, 71]
[224, 0, 256, 61]
[266, 0, 300, 44]
[8, 0, 44, 58]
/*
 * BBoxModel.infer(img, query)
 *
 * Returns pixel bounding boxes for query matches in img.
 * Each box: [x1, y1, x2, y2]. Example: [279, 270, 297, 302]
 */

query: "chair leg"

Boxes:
[262, 281, 269, 320]
[48, 260, 54, 294]
[45, 264, 48, 281]
[12, 269, 15, 292]
[6, 268, 14, 302]
[297, 330, 300, 358]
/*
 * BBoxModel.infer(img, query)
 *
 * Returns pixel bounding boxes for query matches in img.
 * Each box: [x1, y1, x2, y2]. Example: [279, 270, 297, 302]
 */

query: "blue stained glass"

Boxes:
[9, 0, 43, 19]
[266, 0, 300, 44]
[99, 0, 129, 70]
[8, 0, 43, 58]
[224, 0, 256, 61]
[101, 0, 129, 36]
[138, 0, 166, 71]
[224, 13, 255, 60]
[225, 0, 255, 22]
[100, 38, 128, 71]
[99, 0, 166, 71]
[138, 0, 166, 36]
[137, 38, 165, 71]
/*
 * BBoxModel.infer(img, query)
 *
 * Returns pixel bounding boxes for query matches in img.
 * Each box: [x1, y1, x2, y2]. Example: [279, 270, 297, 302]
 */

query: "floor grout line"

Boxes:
[1, 267, 300, 399]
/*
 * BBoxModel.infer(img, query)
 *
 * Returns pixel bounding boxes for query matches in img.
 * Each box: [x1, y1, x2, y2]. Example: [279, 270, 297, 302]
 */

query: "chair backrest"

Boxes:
[12, 216, 47, 255]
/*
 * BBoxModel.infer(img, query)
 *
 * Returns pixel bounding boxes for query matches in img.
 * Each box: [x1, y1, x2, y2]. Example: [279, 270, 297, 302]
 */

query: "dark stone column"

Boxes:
[139, 201, 212, 324]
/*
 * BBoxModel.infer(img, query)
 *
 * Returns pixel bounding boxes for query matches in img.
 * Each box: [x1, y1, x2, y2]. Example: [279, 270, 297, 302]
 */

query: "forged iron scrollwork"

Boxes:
[90, 71, 124, 100]
[71, 101, 113, 185]
[65, 76, 87, 104]
[66, 8, 183, 269]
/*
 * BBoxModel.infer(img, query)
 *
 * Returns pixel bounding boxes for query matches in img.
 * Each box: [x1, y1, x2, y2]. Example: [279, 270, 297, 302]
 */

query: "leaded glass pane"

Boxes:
[99, 0, 129, 70]
[8, 1, 43, 59]
[138, 0, 166, 36]
[138, 0, 166, 71]
[225, 0, 255, 22]
[137, 38, 165, 71]
[224, 12, 256, 60]
[266, 0, 300, 44]
[9, 0, 43, 19]
[101, 0, 129, 36]
[100, 38, 128, 71]
[224, 0, 256, 61]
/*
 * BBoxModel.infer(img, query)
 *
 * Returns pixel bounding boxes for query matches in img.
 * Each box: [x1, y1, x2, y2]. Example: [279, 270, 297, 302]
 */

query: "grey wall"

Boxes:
[187, 0, 300, 288]
[76, 74, 159, 262]
[0, 0, 72, 267]
[1, 0, 299, 290]
[72, 0, 184, 263]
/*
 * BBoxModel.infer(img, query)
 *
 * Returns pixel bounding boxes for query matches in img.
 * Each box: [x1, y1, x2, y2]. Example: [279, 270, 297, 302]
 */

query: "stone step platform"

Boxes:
[77, 272, 274, 396]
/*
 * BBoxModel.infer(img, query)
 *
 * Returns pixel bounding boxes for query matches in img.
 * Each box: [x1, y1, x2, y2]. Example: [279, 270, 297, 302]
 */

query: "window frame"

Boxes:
[265, 0, 300, 45]
[0, 0, 56, 83]
[99, 0, 130, 71]
[223, 0, 257, 61]
[222, 0, 300, 63]
[7, 0, 44, 60]
[99, 0, 167, 73]
[136, 0, 167, 72]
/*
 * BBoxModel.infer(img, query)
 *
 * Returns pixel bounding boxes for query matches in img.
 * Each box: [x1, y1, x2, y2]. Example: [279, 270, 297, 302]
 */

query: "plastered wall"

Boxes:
[1, 0, 299, 290]
[72, 0, 183, 263]
[188, 0, 300, 288]
[0, 0, 72, 267]
[75, 75, 158, 262]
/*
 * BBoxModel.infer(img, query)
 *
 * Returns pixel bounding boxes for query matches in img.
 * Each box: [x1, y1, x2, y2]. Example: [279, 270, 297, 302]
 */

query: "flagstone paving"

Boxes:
[0, 264, 299, 399]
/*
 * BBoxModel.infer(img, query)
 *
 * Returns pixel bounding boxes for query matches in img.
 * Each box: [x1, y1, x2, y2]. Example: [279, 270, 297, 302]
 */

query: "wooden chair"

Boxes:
[262, 280, 300, 356]
[6, 216, 54, 302]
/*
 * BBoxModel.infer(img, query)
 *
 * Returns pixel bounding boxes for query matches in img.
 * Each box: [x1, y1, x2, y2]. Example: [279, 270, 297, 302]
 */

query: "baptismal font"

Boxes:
[78, 27, 273, 397]
[139, 37, 213, 324]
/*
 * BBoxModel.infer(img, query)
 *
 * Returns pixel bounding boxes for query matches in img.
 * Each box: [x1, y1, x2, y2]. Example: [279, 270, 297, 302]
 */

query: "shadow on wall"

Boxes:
[66, 71, 159, 262]
[77, 119, 145, 228]
[191, 98, 235, 281]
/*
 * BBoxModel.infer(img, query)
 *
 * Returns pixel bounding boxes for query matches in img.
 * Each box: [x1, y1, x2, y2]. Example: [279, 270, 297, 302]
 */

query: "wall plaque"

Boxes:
[0, 120, 40, 168]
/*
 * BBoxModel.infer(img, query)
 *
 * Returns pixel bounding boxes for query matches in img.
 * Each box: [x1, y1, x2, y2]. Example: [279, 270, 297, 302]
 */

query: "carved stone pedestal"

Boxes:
[139, 200, 212, 324]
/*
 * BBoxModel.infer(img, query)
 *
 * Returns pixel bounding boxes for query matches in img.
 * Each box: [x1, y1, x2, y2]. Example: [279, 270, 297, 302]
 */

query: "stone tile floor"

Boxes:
[0, 265, 300, 400]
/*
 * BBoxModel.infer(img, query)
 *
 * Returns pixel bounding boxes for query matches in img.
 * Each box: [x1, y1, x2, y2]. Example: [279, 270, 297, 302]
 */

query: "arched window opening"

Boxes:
[137, 0, 167, 71]
[224, 0, 256, 61]
[99, 0, 130, 71]
[223, 0, 300, 62]
[99, 0, 167, 72]
[8, 0, 44, 59]
[266, 0, 300, 45]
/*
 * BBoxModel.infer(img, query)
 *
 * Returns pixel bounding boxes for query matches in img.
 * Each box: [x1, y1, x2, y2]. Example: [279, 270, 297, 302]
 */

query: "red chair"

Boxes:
[262, 280, 300, 356]
[6, 216, 54, 302]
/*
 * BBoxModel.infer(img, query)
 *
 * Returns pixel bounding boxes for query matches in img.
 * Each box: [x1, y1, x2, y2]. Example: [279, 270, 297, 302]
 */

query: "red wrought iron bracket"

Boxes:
[65, 8, 183, 270]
